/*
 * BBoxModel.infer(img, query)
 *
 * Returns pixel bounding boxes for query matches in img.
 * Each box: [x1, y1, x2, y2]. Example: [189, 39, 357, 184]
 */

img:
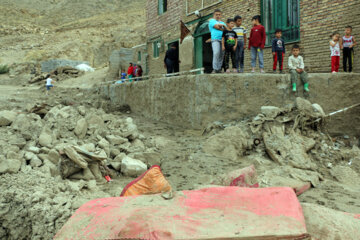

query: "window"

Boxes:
[153, 39, 162, 58]
[138, 51, 141, 61]
[158, 0, 167, 15]
[261, 0, 300, 46]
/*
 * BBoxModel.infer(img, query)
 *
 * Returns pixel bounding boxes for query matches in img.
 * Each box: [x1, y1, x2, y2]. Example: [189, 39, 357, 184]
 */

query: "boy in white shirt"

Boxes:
[45, 76, 55, 95]
[288, 45, 309, 92]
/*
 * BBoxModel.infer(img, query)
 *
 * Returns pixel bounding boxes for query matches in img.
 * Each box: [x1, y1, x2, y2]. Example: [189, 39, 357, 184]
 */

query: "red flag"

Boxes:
[180, 20, 191, 44]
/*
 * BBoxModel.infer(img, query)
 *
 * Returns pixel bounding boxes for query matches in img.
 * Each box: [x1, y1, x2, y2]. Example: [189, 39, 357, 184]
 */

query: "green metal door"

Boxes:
[195, 36, 203, 71]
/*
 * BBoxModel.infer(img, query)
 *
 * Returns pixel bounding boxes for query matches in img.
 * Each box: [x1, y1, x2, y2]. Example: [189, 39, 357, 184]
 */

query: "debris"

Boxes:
[63, 146, 88, 169]
[0, 157, 22, 174]
[212, 165, 258, 188]
[0, 110, 17, 126]
[38, 127, 53, 148]
[74, 118, 88, 138]
[261, 106, 282, 118]
[121, 156, 147, 177]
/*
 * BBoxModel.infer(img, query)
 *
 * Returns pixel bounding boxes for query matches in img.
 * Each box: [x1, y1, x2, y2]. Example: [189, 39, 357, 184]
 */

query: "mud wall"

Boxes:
[100, 73, 360, 136]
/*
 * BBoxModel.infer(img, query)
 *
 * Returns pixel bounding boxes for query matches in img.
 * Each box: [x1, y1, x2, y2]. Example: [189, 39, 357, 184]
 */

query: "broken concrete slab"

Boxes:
[0, 110, 17, 126]
[121, 156, 147, 177]
[106, 135, 128, 145]
[74, 118, 88, 138]
[260, 106, 281, 118]
[0, 156, 22, 174]
[38, 127, 53, 148]
[48, 149, 60, 165]
[63, 146, 88, 169]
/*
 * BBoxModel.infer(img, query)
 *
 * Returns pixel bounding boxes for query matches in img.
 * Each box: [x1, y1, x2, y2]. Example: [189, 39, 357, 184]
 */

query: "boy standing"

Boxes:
[342, 26, 357, 72]
[288, 45, 309, 92]
[209, 9, 226, 73]
[45, 75, 55, 95]
[233, 15, 247, 73]
[248, 15, 266, 73]
[222, 19, 238, 73]
[272, 29, 285, 74]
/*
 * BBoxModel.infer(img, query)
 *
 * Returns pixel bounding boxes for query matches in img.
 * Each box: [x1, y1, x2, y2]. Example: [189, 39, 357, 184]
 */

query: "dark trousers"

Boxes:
[165, 59, 175, 74]
[224, 48, 236, 70]
[235, 40, 245, 70]
[343, 47, 354, 72]
[273, 51, 284, 71]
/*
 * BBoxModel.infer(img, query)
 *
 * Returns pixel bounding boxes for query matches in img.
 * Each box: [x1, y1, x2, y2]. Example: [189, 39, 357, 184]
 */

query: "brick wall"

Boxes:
[147, 0, 360, 74]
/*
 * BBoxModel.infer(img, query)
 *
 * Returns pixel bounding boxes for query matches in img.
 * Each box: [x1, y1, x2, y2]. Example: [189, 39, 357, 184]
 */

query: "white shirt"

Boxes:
[288, 55, 304, 70]
[330, 41, 340, 56]
[46, 78, 53, 86]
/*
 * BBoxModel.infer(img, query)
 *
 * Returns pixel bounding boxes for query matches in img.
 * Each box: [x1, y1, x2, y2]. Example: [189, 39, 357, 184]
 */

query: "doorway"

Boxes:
[194, 20, 213, 74]
[167, 40, 180, 73]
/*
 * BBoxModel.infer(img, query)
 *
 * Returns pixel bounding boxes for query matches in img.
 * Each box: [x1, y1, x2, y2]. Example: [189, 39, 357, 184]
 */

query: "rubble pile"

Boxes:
[29, 66, 84, 84]
[203, 97, 360, 192]
[0, 103, 162, 239]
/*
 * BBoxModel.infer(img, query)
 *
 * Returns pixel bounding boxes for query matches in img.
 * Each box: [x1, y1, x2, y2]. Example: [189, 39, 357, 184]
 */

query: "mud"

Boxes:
[0, 82, 359, 239]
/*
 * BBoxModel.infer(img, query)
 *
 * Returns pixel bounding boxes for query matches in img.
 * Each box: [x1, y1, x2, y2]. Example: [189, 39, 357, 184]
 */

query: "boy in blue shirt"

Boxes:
[272, 29, 286, 74]
[209, 9, 226, 73]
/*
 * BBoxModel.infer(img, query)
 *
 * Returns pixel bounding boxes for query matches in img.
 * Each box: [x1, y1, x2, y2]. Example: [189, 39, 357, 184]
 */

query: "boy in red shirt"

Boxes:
[248, 15, 266, 73]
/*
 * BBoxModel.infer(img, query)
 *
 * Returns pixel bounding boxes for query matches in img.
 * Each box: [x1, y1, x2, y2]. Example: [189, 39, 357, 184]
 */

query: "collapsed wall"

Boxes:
[99, 73, 360, 136]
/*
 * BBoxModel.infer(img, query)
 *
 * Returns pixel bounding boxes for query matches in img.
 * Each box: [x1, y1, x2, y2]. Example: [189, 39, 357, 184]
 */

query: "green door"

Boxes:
[195, 36, 203, 71]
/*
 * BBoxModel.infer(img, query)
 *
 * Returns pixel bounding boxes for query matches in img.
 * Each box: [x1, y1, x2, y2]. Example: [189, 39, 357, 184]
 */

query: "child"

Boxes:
[136, 65, 143, 81]
[127, 63, 134, 80]
[272, 29, 285, 74]
[248, 15, 266, 73]
[288, 45, 309, 92]
[120, 69, 127, 80]
[330, 32, 341, 73]
[342, 26, 357, 72]
[45, 75, 55, 95]
[222, 19, 238, 73]
[233, 15, 247, 73]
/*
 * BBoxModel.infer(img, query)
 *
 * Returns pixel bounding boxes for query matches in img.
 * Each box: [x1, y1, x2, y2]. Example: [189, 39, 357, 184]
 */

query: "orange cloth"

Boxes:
[120, 165, 172, 197]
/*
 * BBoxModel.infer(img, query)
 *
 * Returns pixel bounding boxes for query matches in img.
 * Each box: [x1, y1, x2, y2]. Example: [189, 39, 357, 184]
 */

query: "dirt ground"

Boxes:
[0, 70, 359, 239]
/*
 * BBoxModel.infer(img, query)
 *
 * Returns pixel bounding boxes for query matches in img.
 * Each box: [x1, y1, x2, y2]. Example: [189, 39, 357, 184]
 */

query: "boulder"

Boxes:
[74, 118, 88, 138]
[39, 127, 53, 148]
[121, 156, 147, 177]
[0, 110, 17, 126]
[106, 135, 128, 145]
[30, 156, 43, 168]
[0, 156, 22, 174]
[28, 146, 40, 154]
[260, 106, 281, 118]
[48, 149, 60, 165]
[110, 148, 121, 158]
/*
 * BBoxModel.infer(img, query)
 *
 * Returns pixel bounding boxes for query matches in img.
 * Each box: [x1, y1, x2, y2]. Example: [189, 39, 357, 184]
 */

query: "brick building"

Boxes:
[146, 0, 360, 74]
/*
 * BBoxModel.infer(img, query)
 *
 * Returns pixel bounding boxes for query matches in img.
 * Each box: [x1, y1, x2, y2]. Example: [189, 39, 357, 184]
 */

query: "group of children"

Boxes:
[209, 9, 356, 93]
[117, 63, 143, 83]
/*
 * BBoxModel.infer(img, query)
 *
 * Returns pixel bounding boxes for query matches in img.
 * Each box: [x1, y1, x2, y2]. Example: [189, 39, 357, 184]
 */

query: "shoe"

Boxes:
[251, 68, 255, 73]
[232, 68, 237, 73]
[273, 70, 277, 74]
[292, 83, 297, 92]
[304, 83, 309, 92]
[332, 71, 337, 74]
[279, 70, 284, 74]
[226, 69, 231, 73]
[260, 69, 265, 73]
[240, 68, 244, 73]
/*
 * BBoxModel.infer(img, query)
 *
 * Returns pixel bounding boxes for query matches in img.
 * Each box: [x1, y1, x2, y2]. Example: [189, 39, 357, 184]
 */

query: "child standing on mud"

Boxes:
[342, 26, 357, 72]
[288, 45, 309, 92]
[330, 32, 341, 73]
[222, 19, 238, 73]
[45, 75, 55, 95]
[248, 15, 266, 73]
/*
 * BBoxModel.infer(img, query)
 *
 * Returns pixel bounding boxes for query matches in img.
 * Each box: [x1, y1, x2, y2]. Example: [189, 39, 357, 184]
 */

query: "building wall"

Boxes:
[146, 0, 183, 75]
[147, 0, 360, 74]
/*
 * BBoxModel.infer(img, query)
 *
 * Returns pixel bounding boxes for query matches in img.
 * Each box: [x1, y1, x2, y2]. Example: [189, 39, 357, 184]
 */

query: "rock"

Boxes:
[6, 151, 21, 160]
[0, 156, 22, 174]
[121, 156, 147, 177]
[39, 127, 53, 148]
[86, 180, 97, 190]
[121, 122, 139, 140]
[113, 153, 126, 162]
[312, 103, 326, 117]
[25, 152, 36, 161]
[42, 159, 60, 177]
[63, 146, 88, 169]
[131, 139, 145, 152]
[11, 114, 43, 139]
[89, 164, 103, 181]
[81, 143, 95, 152]
[110, 148, 121, 158]
[77, 106, 86, 116]
[110, 162, 122, 171]
[260, 106, 281, 118]
[8, 136, 27, 149]
[0, 110, 17, 126]
[86, 115, 104, 128]
[48, 149, 60, 165]
[28, 146, 40, 154]
[8, 145, 20, 153]
[106, 135, 128, 145]
[30, 156, 42, 168]
[74, 118, 88, 138]
[69, 168, 95, 181]
[98, 138, 110, 150]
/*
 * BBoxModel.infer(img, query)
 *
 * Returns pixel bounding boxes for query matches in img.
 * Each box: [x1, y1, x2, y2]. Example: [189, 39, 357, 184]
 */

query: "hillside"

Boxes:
[0, 0, 146, 68]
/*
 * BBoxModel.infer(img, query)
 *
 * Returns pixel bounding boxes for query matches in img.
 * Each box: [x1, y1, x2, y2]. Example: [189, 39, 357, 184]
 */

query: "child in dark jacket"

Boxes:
[248, 15, 266, 73]
[222, 19, 238, 73]
[272, 29, 286, 74]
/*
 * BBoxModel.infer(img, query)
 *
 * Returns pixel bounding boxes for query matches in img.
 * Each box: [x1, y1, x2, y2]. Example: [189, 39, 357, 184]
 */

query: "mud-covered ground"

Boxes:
[0, 78, 360, 239]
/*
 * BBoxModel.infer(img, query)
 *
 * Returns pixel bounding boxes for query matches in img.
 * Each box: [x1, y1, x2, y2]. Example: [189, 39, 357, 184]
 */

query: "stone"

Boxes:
[24, 152, 36, 161]
[48, 149, 60, 165]
[28, 146, 40, 154]
[113, 153, 126, 162]
[89, 164, 103, 181]
[81, 143, 96, 152]
[8, 137, 27, 149]
[39, 127, 53, 148]
[0, 156, 22, 174]
[63, 146, 88, 169]
[6, 151, 20, 160]
[0, 110, 17, 126]
[131, 139, 146, 152]
[260, 106, 281, 118]
[69, 168, 95, 181]
[74, 118, 88, 138]
[110, 148, 121, 158]
[312, 103, 326, 117]
[110, 162, 122, 171]
[77, 106, 86, 116]
[86, 180, 97, 190]
[132, 152, 161, 167]
[30, 156, 42, 168]
[121, 156, 147, 177]
[106, 135, 128, 145]
[98, 138, 110, 150]
[8, 145, 20, 153]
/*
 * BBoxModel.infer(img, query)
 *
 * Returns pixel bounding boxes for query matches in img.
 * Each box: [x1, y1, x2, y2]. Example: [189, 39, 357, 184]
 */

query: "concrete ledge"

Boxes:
[100, 73, 360, 136]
